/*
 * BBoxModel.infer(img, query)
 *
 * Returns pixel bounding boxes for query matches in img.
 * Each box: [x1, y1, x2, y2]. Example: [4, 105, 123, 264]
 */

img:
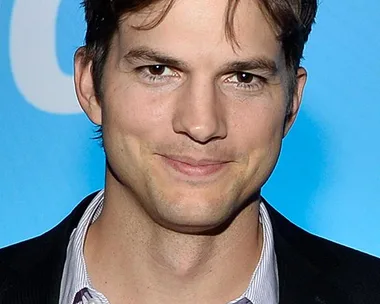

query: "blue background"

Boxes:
[1, 0, 379, 257]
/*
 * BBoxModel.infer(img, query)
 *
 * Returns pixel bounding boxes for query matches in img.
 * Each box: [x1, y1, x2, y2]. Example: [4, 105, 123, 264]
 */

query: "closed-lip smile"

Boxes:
[158, 154, 231, 177]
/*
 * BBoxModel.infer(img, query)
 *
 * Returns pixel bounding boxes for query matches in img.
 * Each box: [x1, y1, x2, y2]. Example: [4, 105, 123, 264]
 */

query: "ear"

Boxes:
[283, 67, 307, 137]
[74, 47, 102, 126]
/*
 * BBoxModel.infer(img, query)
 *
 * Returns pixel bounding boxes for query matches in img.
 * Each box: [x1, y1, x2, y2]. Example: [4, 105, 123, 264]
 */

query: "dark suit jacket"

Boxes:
[1, 192, 380, 303]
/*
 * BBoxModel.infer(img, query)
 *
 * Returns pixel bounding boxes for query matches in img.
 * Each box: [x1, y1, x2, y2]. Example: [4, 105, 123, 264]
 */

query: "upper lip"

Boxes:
[159, 154, 231, 166]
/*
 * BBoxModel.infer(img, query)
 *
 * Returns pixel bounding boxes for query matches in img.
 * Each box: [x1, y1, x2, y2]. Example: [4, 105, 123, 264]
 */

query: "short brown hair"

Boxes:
[81, 0, 317, 100]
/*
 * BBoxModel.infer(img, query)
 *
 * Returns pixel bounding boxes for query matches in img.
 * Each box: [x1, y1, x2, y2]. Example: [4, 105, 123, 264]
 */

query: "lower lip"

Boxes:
[162, 157, 227, 177]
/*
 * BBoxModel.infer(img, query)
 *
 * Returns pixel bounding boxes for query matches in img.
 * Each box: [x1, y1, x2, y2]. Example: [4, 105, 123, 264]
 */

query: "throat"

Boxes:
[147, 231, 220, 277]
[83, 202, 263, 304]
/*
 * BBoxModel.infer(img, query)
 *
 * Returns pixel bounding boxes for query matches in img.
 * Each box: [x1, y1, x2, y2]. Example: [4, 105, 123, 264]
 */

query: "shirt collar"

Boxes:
[238, 201, 279, 303]
[59, 190, 106, 304]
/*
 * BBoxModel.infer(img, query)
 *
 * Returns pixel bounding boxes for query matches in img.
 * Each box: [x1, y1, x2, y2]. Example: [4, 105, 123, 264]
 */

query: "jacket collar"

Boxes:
[264, 202, 352, 304]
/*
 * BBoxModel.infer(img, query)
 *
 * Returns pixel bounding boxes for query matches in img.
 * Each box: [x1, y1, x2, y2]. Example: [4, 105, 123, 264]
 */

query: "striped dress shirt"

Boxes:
[59, 190, 278, 304]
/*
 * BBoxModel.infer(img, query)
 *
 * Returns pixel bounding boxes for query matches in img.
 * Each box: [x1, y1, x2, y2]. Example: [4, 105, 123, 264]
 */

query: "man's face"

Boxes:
[76, 0, 305, 232]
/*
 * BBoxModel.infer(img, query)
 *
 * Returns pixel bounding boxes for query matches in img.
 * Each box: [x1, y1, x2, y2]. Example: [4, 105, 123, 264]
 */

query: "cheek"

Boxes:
[102, 83, 171, 141]
[230, 98, 287, 151]
[100, 83, 176, 181]
[229, 102, 286, 198]
[100, 84, 174, 190]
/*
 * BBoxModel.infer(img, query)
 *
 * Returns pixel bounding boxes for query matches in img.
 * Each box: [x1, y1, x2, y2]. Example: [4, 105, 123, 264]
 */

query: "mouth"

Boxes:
[158, 154, 231, 178]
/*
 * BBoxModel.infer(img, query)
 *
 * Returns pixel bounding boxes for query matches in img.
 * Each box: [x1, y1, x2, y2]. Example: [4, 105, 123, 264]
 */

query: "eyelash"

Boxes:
[137, 65, 178, 83]
[225, 73, 266, 92]
[136, 65, 266, 91]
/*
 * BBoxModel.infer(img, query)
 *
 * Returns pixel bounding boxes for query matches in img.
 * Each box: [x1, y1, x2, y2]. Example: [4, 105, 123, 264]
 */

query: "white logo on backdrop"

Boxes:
[10, 0, 82, 114]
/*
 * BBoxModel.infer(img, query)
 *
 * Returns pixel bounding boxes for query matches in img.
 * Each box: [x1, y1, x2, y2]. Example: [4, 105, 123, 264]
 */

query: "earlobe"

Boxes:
[74, 47, 102, 126]
[283, 67, 307, 137]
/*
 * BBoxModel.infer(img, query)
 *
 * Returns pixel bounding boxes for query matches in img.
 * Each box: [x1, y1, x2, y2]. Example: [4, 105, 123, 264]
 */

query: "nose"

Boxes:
[172, 79, 227, 143]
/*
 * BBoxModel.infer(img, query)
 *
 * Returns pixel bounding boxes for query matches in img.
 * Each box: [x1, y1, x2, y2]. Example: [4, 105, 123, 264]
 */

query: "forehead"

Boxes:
[116, 0, 282, 65]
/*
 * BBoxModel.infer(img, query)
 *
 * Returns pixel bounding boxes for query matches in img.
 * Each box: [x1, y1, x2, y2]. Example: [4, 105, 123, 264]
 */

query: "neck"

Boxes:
[84, 180, 263, 304]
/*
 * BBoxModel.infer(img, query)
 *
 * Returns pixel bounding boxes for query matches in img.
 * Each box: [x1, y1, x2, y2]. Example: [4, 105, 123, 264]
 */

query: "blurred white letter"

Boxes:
[10, 0, 81, 114]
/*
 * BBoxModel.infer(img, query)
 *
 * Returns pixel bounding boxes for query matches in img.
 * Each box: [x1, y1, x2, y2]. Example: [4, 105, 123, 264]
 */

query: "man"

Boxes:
[1, 0, 380, 303]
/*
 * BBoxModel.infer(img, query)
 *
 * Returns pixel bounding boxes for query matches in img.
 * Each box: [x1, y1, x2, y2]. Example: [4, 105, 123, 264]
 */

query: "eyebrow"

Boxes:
[122, 46, 278, 75]
[220, 58, 278, 76]
[122, 47, 189, 70]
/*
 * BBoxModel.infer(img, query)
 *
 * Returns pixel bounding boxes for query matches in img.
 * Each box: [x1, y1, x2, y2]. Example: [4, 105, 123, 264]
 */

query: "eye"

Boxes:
[137, 65, 179, 83]
[143, 65, 176, 77]
[236, 72, 255, 84]
[147, 65, 168, 76]
[225, 72, 265, 92]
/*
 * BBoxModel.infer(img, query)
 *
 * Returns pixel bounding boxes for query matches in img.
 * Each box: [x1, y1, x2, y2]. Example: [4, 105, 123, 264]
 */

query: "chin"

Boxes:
[155, 216, 234, 235]
[149, 194, 242, 235]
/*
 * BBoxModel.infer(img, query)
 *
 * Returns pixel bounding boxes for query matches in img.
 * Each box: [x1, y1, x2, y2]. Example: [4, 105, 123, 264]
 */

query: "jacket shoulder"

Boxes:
[0, 226, 64, 302]
[0, 226, 61, 276]
[0, 192, 98, 302]
[267, 202, 380, 303]
[307, 227, 380, 301]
